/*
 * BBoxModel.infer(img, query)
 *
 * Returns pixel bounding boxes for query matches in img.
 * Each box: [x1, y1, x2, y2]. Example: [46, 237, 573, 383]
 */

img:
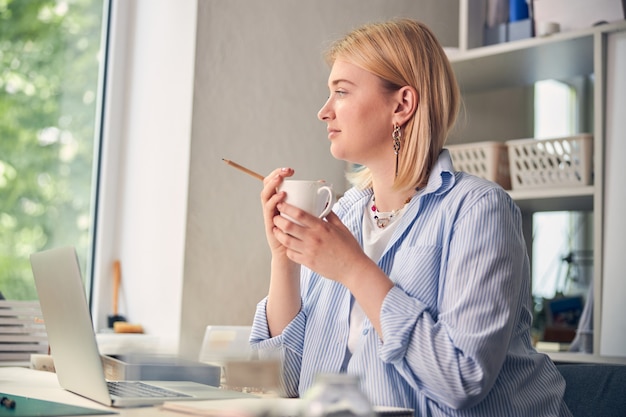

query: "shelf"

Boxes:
[451, 18, 626, 360]
[450, 33, 593, 93]
[548, 352, 626, 365]
[449, 21, 626, 94]
[509, 186, 594, 212]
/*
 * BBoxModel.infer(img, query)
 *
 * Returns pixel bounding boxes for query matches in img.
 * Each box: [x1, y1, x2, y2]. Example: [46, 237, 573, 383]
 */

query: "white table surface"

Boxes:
[0, 367, 412, 417]
[0, 366, 199, 416]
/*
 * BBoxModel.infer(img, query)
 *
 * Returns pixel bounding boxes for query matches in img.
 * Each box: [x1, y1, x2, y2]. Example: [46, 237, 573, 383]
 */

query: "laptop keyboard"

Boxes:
[107, 381, 192, 398]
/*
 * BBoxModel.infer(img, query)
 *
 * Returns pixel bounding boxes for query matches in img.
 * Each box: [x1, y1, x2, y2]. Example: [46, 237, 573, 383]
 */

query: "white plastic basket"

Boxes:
[506, 134, 593, 190]
[447, 141, 511, 189]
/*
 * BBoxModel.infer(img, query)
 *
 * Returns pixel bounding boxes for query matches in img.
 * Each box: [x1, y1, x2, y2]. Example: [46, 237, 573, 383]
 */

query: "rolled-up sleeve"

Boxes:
[250, 297, 307, 397]
[379, 286, 429, 363]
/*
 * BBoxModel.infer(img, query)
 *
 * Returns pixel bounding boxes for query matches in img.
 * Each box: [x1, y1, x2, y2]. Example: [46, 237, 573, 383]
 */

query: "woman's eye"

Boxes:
[334, 90, 347, 97]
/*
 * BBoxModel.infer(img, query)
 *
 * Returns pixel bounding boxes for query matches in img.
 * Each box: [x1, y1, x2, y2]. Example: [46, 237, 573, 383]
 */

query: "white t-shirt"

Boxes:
[347, 195, 408, 354]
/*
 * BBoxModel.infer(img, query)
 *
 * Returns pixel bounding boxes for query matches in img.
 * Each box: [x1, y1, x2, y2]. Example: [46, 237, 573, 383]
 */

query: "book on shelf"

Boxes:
[536, 341, 572, 352]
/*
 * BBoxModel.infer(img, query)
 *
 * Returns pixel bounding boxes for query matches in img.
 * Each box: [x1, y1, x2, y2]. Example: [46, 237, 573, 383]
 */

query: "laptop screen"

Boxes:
[30, 246, 113, 405]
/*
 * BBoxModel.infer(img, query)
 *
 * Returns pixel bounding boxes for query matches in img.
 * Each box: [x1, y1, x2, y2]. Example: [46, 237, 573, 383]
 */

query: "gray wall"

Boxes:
[448, 86, 534, 145]
[180, 0, 458, 359]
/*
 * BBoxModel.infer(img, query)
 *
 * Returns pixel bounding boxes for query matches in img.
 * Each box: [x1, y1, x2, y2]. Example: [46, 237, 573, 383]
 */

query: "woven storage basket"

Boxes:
[447, 141, 511, 189]
[506, 134, 593, 190]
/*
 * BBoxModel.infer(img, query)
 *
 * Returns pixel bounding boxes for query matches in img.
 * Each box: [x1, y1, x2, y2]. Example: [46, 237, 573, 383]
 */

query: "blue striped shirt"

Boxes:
[250, 150, 572, 416]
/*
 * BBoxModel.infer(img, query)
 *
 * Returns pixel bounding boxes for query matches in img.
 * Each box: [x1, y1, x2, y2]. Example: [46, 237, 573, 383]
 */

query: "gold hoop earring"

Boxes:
[393, 125, 401, 177]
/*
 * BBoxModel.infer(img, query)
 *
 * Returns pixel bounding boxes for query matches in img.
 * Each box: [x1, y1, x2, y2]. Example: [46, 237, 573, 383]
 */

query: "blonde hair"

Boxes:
[324, 19, 460, 191]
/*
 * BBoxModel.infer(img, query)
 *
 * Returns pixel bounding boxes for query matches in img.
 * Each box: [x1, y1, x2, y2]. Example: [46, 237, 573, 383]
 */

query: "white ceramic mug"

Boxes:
[278, 180, 334, 224]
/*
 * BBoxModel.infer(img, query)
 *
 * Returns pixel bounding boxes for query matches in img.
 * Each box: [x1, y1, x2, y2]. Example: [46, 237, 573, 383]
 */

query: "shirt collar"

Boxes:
[422, 148, 456, 197]
[341, 149, 456, 207]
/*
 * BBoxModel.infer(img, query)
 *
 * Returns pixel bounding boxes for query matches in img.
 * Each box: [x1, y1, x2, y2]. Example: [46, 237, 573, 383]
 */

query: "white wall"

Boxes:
[92, 0, 198, 353]
[600, 29, 626, 357]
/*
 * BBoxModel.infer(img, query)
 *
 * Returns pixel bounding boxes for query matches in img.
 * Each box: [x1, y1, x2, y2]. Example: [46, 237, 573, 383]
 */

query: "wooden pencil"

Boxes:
[222, 158, 264, 181]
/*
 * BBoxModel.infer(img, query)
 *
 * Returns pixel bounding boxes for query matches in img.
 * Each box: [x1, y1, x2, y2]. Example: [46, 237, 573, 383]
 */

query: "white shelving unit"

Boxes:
[450, 2, 626, 364]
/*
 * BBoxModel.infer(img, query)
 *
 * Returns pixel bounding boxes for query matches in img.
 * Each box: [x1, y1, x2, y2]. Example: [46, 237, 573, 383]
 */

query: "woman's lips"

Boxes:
[327, 128, 340, 139]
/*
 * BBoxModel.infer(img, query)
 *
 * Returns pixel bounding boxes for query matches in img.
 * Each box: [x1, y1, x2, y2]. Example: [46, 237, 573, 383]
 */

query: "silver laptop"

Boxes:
[30, 246, 255, 408]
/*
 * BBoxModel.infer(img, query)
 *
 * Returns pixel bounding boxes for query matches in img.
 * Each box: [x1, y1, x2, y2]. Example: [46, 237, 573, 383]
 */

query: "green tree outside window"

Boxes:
[0, 0, 106, 300]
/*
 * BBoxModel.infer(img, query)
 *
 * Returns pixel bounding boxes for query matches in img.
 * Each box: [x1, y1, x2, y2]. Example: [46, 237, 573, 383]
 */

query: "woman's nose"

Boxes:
[318, 99, 332, 121]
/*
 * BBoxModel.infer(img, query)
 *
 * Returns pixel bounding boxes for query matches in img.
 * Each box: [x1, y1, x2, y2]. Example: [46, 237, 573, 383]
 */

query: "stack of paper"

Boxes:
[161, 398, 414, 417]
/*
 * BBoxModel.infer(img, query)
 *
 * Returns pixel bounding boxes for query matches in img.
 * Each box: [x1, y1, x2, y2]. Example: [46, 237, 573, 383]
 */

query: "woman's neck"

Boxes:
[370, 178, 415, 213]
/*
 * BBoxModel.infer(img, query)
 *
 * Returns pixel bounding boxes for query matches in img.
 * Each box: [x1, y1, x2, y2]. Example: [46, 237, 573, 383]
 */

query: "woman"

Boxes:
[251, 19, 571, 416]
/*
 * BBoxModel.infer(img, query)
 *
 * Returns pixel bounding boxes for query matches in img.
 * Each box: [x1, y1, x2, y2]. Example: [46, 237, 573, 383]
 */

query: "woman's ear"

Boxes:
[393, 86, 418, 126]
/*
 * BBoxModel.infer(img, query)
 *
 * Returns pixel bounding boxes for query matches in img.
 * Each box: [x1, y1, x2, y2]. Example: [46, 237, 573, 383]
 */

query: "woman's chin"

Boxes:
[329, 144, 343, 160]
[329, 144, 351, 161]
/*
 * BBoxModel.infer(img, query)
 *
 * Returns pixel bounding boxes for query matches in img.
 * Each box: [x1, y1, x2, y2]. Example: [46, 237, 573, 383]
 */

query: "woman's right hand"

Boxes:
[261, 167, 302, 336]
[261, 167, 294, 256]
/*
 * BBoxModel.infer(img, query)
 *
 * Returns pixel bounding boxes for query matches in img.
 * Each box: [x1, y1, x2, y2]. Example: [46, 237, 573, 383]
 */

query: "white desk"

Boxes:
[0, 367, 413, 417]
[0, 367, 189, 416]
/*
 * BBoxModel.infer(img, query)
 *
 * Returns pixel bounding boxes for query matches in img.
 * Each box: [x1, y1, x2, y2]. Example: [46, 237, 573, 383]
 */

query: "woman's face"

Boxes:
[318, 59, 398, 168]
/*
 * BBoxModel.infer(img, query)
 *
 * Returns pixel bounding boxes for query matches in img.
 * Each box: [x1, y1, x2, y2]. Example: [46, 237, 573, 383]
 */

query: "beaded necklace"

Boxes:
[370, 195, 412, 229]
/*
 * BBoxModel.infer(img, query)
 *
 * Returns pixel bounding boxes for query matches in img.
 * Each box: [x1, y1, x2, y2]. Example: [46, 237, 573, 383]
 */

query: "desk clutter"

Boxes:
[0, 300, 48, 366]
[96, 333, 174, 356]
[30, 351, 224, 388]
[198, 326, 282, 395]
[447, 134, 593, 191]
[101, 354, 221, 387]
[106, 260, 144, 334]
[0, 392, 115, 417]
[161, 398, 414, 417]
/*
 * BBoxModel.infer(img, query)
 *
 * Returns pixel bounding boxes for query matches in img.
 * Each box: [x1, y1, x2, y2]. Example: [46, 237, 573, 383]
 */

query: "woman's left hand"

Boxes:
[272, 201, 372, 285]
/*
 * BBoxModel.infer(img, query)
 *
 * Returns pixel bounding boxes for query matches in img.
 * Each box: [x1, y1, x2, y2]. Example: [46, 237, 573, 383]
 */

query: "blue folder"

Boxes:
[0, 393, 116, 417]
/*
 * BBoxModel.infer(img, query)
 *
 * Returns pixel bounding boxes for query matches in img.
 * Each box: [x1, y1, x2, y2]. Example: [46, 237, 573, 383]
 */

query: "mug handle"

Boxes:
[317, 185, 334, 218]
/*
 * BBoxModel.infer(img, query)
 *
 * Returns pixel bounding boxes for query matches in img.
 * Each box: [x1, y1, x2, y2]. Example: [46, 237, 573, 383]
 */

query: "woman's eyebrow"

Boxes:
[330, 78, 356, 87]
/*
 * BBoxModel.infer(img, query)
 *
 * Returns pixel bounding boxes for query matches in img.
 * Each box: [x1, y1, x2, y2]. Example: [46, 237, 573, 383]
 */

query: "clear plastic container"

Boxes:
[300, 373, 375, 417]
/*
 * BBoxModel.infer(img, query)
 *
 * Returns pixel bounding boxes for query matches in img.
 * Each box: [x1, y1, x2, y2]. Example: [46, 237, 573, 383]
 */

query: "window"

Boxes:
[0, 0, 109, 300]
[531, 78, 594, 342]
